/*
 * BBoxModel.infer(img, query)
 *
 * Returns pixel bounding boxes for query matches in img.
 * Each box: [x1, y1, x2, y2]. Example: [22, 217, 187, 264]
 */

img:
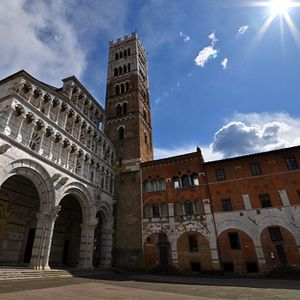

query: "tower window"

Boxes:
[127, 48, 131, 56]
[115, 53, 119, 60]
[119, 51, 123, 58]
[116, 104, 122, 116]
[191, 173, 199, 186]
[128, 63, 131, 72]
[121, 83, 125, 94]
[118, 127, 125, 140]
[118, 66, 122, 75]
[115, 85, 120, 95]
[123, 65, 127, 73]
[126, 82, 129, 92]
[114, 68, 118, 77]
[123, 102, 127, 114]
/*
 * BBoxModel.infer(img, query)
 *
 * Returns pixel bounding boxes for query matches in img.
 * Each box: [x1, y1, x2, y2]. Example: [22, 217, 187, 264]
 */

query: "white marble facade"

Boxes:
[0, 70, 115, 270]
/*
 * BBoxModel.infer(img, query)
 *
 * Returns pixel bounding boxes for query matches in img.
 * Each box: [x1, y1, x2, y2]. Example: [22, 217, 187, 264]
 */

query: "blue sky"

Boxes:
[1, 0, 300, 160]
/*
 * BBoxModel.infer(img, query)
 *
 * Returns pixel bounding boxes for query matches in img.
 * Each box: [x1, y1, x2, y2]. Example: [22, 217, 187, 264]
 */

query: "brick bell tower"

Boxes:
[104, 32, 153, 269]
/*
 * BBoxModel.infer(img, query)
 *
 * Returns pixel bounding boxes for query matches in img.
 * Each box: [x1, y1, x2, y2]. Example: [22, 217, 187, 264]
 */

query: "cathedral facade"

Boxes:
[0, 33, 299, 274]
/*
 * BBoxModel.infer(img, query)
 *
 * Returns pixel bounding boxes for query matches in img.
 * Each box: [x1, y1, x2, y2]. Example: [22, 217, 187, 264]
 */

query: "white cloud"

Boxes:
[179, 31, 190, 42]
[211, 112, 300, 158]
[0, 0, 86, 86]
[208, 31, 218, 45]
[154, 145, 222, 161]
[195, 31, 219, 68]
[237, 25, 250, 37]
[221, 58, 228, 70]
[194, 46, 218, 67]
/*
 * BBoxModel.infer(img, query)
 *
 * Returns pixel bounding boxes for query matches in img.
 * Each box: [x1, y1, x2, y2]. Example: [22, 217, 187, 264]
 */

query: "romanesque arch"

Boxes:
[176, 231, 213, 272]
[0, 159, 55, 213]
[218, 228, 258, 273]
[0, 159, 55, 269]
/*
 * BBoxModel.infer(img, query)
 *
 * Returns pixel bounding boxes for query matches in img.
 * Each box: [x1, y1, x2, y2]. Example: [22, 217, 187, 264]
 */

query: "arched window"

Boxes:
[119, 51, 123, 58]
[123, 50, 127, 58]
[181, 174, 190, 187]
[115, 53, 119, 60]
[191, 173, 199, 186]
[114, 68, 118, 76]
[126, 82, 129, 92]
[152, 204, 160, 218]
[143, 180, 151, 192]
[121, 83, 125, 94]
[184, 201, 194, 215]
[116, 104, 122, 116]
[123, 102, 127, 114]
[128, 63, 131, 72]
[115, 85, 120, 95]
[151, 180, 158, 191]
[172, 176, 180, 189]
[118, 66, 122, 75]
[158, 178, 166, 190]
[123, 65, 127, 73]
[118, 127, 124, 140]
[127, 48, 131, 56]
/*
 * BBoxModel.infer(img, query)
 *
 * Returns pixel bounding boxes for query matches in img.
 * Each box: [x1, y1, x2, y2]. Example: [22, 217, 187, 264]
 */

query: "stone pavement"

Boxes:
[0, 273, 300, 299]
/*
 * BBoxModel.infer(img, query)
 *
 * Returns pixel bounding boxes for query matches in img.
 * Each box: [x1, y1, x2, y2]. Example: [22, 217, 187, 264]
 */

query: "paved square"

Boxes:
[0, 274, 300, 299]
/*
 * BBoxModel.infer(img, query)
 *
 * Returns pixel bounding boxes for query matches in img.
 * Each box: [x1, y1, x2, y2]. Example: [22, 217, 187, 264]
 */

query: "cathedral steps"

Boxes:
[0, 267, 109, 281]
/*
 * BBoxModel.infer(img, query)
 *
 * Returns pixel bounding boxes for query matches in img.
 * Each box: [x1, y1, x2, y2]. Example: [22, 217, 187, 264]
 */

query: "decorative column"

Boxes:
[167, 203, 178, 266]
[203, 198, 221, 271]
[78, 219, 98, 269]
[30, 206, 60, 270]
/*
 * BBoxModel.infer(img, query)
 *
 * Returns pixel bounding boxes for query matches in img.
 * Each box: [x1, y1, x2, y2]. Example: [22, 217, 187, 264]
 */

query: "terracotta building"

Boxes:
[141, 146, 300, 273]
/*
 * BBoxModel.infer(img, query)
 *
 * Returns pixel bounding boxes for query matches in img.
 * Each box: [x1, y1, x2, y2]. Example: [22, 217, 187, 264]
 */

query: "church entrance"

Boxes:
[49, 195, 82, 267]
[0, 175, 39, 265]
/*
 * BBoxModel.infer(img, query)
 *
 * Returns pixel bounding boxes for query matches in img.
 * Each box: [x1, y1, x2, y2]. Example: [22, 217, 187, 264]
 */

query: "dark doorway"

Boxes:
[49, 195, 82, 267]
[63, 240, 70, 265]
[158, 233, 169, 266]
[276, 245, 288, 265]
[23, 228, 36, 263]
[0, 175, 39, 266]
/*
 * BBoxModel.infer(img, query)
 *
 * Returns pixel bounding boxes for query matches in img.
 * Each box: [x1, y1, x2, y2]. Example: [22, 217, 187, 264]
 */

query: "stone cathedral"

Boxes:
[0, 33, 299, 273]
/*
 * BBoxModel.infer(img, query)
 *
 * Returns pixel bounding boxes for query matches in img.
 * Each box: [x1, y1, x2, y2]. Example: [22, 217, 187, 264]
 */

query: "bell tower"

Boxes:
[104, 32, 153, 269]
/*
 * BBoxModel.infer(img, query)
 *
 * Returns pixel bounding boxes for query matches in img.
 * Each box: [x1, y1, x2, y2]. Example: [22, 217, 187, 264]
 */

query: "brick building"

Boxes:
[141, 147, 300, 273]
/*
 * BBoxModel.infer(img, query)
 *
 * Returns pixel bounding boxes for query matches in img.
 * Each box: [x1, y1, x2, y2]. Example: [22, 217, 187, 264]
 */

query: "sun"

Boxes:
[270, 0, 292, 15]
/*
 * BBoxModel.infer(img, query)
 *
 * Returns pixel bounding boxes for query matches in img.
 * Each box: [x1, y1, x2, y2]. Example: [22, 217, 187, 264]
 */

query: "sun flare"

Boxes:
[270, 0, 292, 15]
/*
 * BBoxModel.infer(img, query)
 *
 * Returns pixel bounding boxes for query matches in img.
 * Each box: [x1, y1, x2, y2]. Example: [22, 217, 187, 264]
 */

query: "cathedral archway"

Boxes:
[0, 175, 39, 265]
[49, 195, 83, 267]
